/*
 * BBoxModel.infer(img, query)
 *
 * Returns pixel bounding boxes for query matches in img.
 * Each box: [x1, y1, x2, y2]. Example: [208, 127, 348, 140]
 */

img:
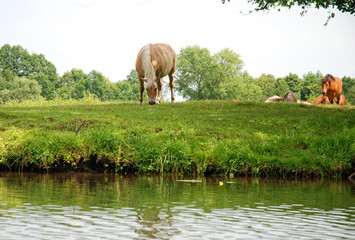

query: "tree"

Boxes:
[125, 69, 139, 85]
[0, 70, 15, 91]
[114, 70, 141, 101]
[215, 48, 244, 78]
[284, 73, 303, 98]
[240, 74, 263, 101]
[175, 46, 220, 100]
[30, 72, 56, 100]
[0, 44, 31, 77]
[0, 44, 57, 99]
[30, 53, 57, 82]
[214, 48, 245, 100]
[114, 81, 139, 101]
[342, 76, 354, 95]
[342, 76, 355, 105]
[255, 74, 277, 100]
[345, 86, 355, 105]
[56, 69, 87, 99]
[221, 0, 354, 25]
[175, 46, 242, 100]
[55, 69, 116, 100]
[275, 77, 290, 96]
[0, 76, 41, 102]
[302, 71, 323, 101]
[87, 70, 113, 100]
[221, 71, 262, 100]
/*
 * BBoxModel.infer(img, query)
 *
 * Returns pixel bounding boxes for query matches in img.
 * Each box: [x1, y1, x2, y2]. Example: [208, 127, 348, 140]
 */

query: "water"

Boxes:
[0, 173, 354, 239]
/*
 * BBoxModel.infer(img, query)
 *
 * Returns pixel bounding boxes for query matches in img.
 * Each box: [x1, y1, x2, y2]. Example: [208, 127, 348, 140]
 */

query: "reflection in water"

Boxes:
[0, 173, 354, 239]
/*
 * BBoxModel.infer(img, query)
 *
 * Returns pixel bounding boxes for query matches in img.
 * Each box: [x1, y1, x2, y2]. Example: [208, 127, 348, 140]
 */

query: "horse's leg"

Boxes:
[169, 72, 175, 103]
[156, 79, 162, 104]
[331, 94, 336, 104]
[139, 78, 144, 106]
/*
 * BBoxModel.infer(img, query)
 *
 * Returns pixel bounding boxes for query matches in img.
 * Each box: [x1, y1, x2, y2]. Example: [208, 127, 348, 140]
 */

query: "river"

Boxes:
[0, 173, 354, 239]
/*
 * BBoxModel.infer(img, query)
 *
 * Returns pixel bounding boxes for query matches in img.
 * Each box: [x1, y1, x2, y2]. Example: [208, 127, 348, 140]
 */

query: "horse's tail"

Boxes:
[141, 44, 156, 86]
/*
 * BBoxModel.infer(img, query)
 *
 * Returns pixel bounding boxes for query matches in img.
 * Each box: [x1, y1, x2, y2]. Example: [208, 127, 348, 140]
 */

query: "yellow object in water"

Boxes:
[219, 181, 223, 186]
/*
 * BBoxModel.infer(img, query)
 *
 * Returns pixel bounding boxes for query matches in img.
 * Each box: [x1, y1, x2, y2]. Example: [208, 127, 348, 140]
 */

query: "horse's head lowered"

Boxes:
[143, 78, 158, 105]
[321, 74, 334, 96]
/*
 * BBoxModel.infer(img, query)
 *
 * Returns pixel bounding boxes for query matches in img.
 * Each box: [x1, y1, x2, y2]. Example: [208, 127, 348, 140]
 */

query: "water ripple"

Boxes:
[2, 203, 354, 240]
[0, 174, 354, 239]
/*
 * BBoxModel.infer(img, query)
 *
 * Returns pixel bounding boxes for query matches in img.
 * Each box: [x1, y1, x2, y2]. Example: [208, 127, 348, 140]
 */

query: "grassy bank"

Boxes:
[0, 100, 354, 177]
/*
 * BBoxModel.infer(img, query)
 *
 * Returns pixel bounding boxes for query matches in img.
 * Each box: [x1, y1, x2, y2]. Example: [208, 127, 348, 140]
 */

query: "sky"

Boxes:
[0, 0, 354, 83]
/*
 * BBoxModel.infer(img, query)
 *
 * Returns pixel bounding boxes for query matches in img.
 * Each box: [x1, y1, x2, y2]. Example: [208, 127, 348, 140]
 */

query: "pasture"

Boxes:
[0, 100, 354, 177]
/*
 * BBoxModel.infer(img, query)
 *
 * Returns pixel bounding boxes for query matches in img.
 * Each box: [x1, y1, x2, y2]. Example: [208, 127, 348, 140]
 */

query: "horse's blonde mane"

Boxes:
[141, 44, 156, 88]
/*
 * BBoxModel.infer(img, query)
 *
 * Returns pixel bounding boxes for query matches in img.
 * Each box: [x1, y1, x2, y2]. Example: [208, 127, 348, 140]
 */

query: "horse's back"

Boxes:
[150, 43, 176, 78]
[328, 77, 342, 103]
[136, 43, 176, 79]
[135, 45, 148, 78]
[334, 77, 343, 95]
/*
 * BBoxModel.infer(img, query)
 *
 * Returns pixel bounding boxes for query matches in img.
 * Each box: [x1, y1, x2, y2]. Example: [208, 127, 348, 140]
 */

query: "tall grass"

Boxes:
[0, 100, 354, 177]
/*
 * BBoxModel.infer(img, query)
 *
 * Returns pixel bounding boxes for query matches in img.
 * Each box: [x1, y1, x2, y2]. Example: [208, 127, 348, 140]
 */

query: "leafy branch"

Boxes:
[222, 0, 354, 25]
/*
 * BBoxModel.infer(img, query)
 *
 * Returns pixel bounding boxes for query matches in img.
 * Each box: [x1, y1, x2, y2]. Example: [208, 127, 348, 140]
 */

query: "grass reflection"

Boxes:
[0, 173, 354, 212]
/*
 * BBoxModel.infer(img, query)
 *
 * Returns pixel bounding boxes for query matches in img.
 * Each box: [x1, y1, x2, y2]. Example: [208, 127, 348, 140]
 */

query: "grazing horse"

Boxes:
[135, 43, 176, 105]
[321, 74, 342, 104]
[313, 94, 330, 104]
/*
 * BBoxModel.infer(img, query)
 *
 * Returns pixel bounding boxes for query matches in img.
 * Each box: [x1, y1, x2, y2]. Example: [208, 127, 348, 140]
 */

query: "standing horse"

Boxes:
[321, 74, 342, 104]
[135, 43, 176, 105]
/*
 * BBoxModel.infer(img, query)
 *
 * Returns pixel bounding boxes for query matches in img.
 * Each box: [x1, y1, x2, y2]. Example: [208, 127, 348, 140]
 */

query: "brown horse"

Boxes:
[321, 74, 342, 104]
[135, 43, 176, 105]
[338, 95, 346, 105]
[313, 94, 330, 104]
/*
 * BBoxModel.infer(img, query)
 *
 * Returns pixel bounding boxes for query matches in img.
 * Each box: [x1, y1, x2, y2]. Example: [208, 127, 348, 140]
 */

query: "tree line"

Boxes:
[0, 44, 354, 104]
[175, 46, 355, 103]
[0, 44, 140, 103]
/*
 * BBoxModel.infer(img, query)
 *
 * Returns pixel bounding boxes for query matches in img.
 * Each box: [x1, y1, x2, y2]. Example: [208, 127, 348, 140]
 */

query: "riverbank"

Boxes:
[0, 100, 354, 177]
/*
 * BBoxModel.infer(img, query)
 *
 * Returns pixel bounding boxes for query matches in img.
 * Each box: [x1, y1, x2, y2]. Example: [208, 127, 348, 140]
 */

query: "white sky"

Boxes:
[1, 0, 354, 82]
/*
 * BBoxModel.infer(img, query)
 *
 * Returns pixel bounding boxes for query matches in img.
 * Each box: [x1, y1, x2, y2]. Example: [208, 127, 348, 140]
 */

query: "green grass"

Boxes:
[0, 100, 354, 177]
